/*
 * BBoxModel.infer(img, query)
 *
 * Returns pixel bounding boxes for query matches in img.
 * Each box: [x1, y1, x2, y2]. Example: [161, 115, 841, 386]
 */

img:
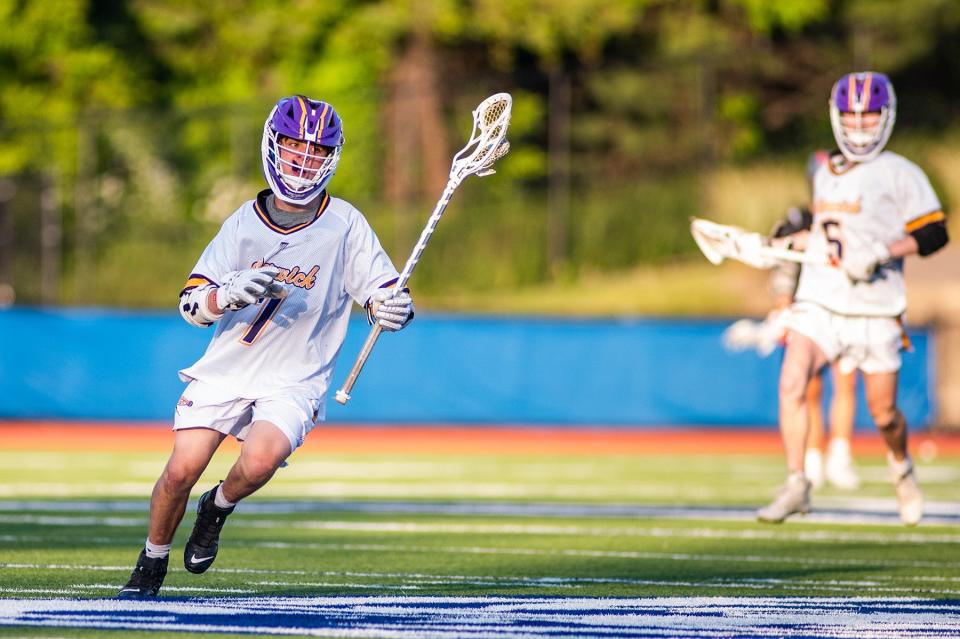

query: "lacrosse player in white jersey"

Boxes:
[756, 72, 948, 525]
[725, 151, 861, 491]
[119, 95, 414, 597]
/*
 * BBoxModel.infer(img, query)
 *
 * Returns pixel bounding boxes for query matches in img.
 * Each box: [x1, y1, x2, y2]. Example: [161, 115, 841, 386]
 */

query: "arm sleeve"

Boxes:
[895, 160, 943, 229]
[342, 207, 401, 306]
[895, 160, 948, 257]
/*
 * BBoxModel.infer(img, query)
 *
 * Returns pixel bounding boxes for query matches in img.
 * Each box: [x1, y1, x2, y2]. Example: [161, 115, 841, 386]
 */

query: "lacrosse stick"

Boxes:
[334, 93, 512, 405]
[690, 217, 828, 268]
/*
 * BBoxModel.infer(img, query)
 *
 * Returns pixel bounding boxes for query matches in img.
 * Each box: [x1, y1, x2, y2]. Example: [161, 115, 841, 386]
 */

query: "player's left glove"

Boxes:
[368, 288, 415, 331]
[722, 309, 789, 357]
[841, 239, 890, 282]
[216, 267, 285, 311]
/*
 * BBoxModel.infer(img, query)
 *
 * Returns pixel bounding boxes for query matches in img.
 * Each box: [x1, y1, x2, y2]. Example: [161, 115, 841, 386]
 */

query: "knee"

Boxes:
[239, 451, 282, 484]
[874, 406, 901, 431]
[160, 461, 202, 493]
[779, 369, 808, 405]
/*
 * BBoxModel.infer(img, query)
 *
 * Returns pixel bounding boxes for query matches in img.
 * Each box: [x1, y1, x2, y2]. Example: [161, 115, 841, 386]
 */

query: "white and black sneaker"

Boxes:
[117, 549, 168, 598]
[888, 453, 923, 526]
[184, 484, 235, 574]
[756, 472, 812, 524]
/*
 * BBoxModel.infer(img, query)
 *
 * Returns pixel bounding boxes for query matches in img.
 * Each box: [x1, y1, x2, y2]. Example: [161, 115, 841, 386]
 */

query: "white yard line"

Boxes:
[6, 513, 960, 544]
[2, 497, 957, 522]
[245, 541, 960, 570]
[242, 519, 960, 544]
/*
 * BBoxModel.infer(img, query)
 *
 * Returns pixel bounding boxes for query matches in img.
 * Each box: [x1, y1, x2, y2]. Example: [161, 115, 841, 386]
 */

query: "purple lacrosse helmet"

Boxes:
[829, 72, 896, 163]
[261, 95, 344, 205]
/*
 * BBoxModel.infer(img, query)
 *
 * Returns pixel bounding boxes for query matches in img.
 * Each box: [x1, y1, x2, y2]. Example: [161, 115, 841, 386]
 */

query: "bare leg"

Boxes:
[824, 364, 860, 489]
[806, 372, 826, 452]
[803, 370, 827, 488]
[829, 364, 857, 441]
[863, 371, 906, 459]
[863, 369, 921, 525]
[219, 421, 293, 503]
[779, 332, 829, 473]
[148, 428, 226, 545]
[757, 332, 828, 523]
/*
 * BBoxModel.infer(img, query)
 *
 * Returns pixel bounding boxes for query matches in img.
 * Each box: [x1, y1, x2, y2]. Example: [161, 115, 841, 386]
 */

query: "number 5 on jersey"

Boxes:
[822, 219, 844, 264]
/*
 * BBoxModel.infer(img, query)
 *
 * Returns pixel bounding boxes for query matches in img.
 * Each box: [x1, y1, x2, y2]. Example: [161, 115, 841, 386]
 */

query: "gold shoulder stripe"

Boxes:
[184, 277, 210, 288]
[905, 211, 945, 233]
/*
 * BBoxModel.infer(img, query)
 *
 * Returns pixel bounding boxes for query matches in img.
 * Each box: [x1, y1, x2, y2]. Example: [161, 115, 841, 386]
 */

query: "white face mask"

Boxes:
[840, 114, 881, 149]
[829, 105, 896, 163]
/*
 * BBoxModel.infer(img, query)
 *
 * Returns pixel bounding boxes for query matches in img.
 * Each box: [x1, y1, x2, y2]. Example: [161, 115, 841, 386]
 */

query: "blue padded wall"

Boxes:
[0, 308, 934, 428]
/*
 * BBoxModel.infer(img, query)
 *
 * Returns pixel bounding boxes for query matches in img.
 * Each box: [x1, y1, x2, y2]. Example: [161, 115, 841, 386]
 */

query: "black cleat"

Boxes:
[117, 549, 168, 598]
[183, 483, 235, 574]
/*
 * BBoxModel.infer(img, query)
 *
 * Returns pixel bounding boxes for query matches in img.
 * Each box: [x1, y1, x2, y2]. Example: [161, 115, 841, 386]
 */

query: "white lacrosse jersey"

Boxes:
[794, 151, 942, 316]
[178, 190, 399, 411]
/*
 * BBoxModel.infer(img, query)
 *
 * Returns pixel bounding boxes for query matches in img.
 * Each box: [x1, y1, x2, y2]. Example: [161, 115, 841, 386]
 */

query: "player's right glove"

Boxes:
[216, 267, 284, 311]
[841, 238, 891, 282]
[367, 288, 415, 331]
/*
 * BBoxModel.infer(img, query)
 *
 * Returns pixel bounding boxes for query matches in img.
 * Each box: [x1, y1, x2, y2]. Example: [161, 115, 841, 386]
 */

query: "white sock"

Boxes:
[214, 483, 236, 509]
[887, 452, 913, 477]
[827, 437, 851, 459]
[144, 539, 171, 559]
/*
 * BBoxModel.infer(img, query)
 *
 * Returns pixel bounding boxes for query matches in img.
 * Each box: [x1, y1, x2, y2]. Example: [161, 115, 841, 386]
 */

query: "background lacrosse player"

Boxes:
[723, 150, 860, 491]
[756, 72, 949, 525]
[118, 95, 414, 597]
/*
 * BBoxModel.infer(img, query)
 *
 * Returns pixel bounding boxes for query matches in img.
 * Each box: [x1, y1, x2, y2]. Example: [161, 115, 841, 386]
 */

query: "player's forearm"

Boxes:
[887, 235, 919, 260]
[207, 289, 221, 315]
[179, 285, 225, 327]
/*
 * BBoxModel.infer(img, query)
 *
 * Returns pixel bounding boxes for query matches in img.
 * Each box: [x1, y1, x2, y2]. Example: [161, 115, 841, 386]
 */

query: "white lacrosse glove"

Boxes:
[841, 239, 891, 282]
[722, 309, 788, 357]
[733, 232, 778, 270]
[216, 267, 285, 311]
[367, 288, 415, 332]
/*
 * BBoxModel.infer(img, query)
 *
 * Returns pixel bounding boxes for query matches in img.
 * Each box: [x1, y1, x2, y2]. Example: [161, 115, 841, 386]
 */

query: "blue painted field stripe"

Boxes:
[1, 596, 959, 638]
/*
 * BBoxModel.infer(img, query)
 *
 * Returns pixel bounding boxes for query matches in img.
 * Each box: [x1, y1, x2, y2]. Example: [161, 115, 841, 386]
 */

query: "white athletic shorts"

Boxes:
[173, 379, 322, 452]
[784, 301, 905, 374]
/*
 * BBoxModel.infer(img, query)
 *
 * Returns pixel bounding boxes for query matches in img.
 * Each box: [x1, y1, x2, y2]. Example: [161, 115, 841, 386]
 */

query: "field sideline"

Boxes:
[1, 422, 959, 638]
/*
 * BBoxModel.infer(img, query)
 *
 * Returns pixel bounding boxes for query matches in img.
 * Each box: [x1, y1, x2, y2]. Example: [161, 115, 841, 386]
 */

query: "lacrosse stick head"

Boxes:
[690, 217, 733, 265]
[450, 93, 512, 183]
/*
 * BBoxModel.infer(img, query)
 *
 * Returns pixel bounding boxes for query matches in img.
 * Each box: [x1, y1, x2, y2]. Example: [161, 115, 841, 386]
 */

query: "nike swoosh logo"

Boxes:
[189, 553, 214, 564]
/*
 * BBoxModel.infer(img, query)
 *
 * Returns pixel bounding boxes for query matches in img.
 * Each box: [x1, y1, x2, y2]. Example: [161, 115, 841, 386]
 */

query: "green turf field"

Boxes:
[1, 439, 959, 637]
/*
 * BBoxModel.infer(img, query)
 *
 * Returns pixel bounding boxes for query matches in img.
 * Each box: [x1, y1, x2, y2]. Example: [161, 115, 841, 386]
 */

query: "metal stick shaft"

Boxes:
[334, 180, 459, 405]
[757, 246, 828, 266]
[395, 181, 458, 289]
[334, 323, 383, 404]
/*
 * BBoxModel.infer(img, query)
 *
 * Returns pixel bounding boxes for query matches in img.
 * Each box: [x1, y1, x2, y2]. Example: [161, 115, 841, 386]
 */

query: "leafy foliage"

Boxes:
[0, 0, 957, 306]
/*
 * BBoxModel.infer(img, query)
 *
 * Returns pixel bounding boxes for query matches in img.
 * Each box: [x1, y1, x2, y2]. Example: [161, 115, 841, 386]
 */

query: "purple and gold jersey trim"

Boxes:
[826, 151, 859, 176]
[254, 189, 330, 235]
[905, 210, 945, 233]
[179, 273, 218, 297]
[379, 277, 400, 289]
